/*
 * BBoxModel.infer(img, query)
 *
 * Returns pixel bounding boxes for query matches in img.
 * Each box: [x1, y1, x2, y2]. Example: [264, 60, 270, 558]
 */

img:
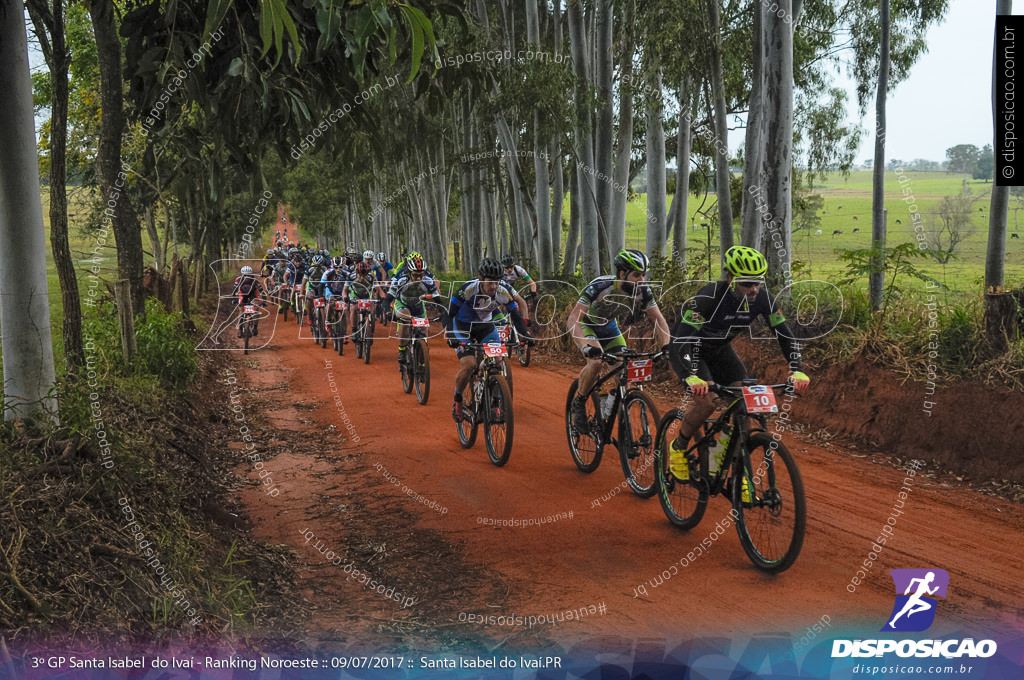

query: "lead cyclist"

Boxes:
[664, 245, 810, 487]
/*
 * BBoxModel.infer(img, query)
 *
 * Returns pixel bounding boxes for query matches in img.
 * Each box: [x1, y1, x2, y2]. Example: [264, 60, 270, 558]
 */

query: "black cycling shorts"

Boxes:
[695, 343, 748, 387]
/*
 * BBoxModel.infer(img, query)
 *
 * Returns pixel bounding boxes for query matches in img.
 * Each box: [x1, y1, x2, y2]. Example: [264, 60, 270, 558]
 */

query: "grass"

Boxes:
[586, 171, 1023, 296]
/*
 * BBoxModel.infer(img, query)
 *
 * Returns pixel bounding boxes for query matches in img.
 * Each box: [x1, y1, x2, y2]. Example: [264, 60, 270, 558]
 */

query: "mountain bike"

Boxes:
[352, 298, 378, 364]
[564, 349, 663, 497]
[455, 342, 514, 467]
[654, 380, 806, 573]
[293, 288, 305, 327]
[311, 296, 328, 348]
[400, 314, 442, 405]
[278, 283, 292, 321]
[326, 297, 347, 355]
[495, 321, 531, 368]
[237, 296, 265, 355]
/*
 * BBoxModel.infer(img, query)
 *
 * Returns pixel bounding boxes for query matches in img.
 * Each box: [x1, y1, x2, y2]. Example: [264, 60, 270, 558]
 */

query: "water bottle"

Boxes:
[707, 424, 732, 474]
[600, 392, 616, 421]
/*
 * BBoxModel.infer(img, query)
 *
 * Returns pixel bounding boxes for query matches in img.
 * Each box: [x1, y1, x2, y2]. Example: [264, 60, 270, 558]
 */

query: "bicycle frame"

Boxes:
[586, 351, 660, 445]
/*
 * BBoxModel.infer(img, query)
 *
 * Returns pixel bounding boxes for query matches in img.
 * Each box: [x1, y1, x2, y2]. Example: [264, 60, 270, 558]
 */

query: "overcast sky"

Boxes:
[735, 0, 1003, 165]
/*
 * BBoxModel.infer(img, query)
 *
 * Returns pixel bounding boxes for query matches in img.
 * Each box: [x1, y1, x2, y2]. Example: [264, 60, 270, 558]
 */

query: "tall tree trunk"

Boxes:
[672, 77, 694, 269]
[611, 0, 635, 253]
[645, 63, 668, 258]
[741, 0, 766, 248]
[90, 0, 146, 320]
[527, 0, 552, 276]
[563, 161, 581, 277]
[568, 0, 600, 278]
[27, 0, 84, 374]
[549, 0, 565, 274]
[869, 0, 890, 309]
[987, 0, 1012, 294]
[0, 0, 59, 420]
[707, 0, 734, 256]
[594, 0, 615, 237]
[985, 0, 1014, 353]
[761, 0, 794, 285]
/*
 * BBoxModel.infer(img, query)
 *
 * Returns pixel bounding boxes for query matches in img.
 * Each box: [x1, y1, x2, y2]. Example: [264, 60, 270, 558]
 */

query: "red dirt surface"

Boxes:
[226, 312, 1024, 647]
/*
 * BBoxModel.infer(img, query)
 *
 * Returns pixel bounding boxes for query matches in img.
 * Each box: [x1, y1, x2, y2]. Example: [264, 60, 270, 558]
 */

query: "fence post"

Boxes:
[115, 279, 137, 361]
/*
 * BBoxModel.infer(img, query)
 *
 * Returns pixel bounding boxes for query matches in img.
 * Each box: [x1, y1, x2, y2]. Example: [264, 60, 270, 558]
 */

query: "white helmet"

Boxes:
[363, 249, 374, 260]
[377, 251, 387, 263]
[240, 265, 253, 275]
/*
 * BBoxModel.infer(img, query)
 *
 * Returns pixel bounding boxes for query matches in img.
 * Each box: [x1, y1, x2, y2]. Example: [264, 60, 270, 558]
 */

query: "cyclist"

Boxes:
[342, 261, 385, 340]
[446, 258, 529, 422]
[389, 254, 441, 368]
[501, 254, 538, 297]
[567, 249, 672, 434]
[377, 251, 395, 277]
[665, 245, 810, 482]
[300, 254, 329, 328]
[323, 256, 350, 342]
[231, 265, 267, 337]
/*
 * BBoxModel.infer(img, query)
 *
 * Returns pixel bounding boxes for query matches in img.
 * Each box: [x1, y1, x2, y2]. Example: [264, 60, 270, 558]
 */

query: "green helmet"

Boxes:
[613, 249, 650, 274]
[405, 251, 422, 265]
[724, 246, 768, 278]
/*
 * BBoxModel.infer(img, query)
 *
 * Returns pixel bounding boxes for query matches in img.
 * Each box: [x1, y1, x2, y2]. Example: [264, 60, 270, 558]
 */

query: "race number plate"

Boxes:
[243, 305, 256, 314]
[742, 385, 778, 413]
[483, 342, 508, 358]
[334, 301, 345, 310]
[412, 317, 430, 328]
[627, 359, 653, 384]
[357, 299, 373, 310]
[313, 298, 325, 308]
[495, 325, 511, 341]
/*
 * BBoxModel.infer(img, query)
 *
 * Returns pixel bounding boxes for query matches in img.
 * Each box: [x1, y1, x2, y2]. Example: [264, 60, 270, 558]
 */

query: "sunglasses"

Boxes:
[735, 280, 762, 289]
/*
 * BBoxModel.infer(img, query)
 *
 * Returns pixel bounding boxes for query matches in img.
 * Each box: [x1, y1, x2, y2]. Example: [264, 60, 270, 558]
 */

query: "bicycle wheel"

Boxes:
[354, 323, 363, 358]
[732, 433, 806, 573]
[618, 390, 660, 498]
[499, 357, 514, 398]
[400, 345, 413, 393]
[484, 375, 514, 467]
[363, 315, 374, 364]
[414, 340, 430, 405]
[282, 293, 289, 321]
[456, 376, 480, 449]
[318, 311, 328, 348]
[296, 296, 304, 327]
[564, 380, 604, 473]
[517, 342, 531, 367]
[242, 319, 250, 355]
[654, 409, 708, 530]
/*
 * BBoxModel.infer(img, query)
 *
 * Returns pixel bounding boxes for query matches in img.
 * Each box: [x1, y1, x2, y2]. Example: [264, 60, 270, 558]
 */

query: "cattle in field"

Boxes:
[814, 230, 822, 236]
[895, 219, 902, 224]
[852, 216, 858, 220]
[853, 228, 860, 233]
[832, 230, 843, 237]
[1013, 233, 1020, 239]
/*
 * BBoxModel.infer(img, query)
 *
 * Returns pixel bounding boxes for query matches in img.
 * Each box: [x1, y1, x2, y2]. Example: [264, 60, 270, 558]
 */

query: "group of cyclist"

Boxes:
[233, 240, 811, 481]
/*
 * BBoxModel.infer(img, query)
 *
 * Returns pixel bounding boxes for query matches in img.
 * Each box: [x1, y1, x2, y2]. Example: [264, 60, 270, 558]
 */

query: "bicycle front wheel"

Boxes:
[483, 375, 513, 467]
[517, 342, 531, 367]
[564, 380, 603, 473]
[414, 340, 430, 405]
[618, 390, 660, 498]
[456, 376, 480, 449]
[654, 409, 708, 530]
[733, 433, 806, 573]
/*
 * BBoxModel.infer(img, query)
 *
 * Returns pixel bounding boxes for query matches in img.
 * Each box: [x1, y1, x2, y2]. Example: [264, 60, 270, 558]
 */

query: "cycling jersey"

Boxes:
[321, 268, 347, 297]
[391, 272, 440, 308]
[669, 280, 802, 379]
[502, 264, 532, 286]
[285, 263, 303, 287]
[303, 265, 328, 296]
[577, 275, 657, 329]
[232, 276, 264, 304]
[344, 276, 377, 301]
[449, 279, 518, 325]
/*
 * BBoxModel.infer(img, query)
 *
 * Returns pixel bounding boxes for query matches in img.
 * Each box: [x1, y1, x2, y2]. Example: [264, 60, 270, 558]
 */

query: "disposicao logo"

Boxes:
[832, 568, 997, 659]
[881, 568, 949, 632]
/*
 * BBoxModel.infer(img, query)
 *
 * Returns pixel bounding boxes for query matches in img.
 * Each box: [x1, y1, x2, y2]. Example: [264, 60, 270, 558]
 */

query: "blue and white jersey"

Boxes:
[450, 279, 518, 325]
[391, 272, 440, 306]
[501, 264, 531, 286]
[321, 268, 348, 297]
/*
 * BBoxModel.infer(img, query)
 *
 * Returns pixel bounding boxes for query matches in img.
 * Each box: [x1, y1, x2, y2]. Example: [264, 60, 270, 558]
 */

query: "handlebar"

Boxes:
[697, 381, 797, 398]
[601, 349, 666, 364]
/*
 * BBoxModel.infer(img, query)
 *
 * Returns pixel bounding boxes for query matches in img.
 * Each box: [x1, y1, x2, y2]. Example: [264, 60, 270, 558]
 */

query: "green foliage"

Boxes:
[973, 144, 994, 182]
[834, 242, 944, 320]
[84, 299, 198, 391]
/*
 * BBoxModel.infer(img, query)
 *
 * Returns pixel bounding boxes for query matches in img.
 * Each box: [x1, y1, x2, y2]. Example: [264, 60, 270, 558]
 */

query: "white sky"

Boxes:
[727, 0, 1006, 164]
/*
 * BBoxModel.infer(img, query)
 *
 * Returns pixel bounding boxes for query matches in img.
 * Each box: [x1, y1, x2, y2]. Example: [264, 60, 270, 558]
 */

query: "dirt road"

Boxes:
[229, 310, 1024, 647]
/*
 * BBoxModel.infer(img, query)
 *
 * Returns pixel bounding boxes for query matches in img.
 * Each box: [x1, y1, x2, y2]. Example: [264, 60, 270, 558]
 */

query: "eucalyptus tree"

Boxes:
[986, 0, 1013, 351]
[0, 0, 58, 421]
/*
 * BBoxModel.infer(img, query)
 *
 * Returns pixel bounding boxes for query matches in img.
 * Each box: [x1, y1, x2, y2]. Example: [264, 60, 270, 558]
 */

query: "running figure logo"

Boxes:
[881, 568, 949, 632]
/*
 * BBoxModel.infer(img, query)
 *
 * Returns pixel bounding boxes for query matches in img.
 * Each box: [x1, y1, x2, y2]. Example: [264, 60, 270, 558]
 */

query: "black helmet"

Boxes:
[501, 254, 515, 268]
[478, 258, 503, 280]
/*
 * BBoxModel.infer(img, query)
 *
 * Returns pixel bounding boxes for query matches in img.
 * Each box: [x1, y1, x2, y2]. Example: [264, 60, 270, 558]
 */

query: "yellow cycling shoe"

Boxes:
[741, 476, 752, 504]
[668, 437, 689, 481]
